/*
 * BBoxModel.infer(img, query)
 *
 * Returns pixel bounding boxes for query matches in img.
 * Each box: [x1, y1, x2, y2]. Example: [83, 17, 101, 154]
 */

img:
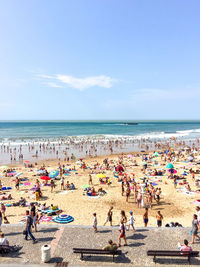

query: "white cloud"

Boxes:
[37, 74, 115, 90]
[42, 82, 63, 88]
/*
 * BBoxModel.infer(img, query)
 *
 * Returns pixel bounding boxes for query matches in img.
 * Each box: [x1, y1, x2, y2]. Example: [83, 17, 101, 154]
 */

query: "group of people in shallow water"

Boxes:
[1, 135, 199, 165]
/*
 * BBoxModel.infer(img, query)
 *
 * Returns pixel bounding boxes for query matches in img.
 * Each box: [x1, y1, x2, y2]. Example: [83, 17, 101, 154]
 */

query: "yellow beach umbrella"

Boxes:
[96, 173, 106, 178]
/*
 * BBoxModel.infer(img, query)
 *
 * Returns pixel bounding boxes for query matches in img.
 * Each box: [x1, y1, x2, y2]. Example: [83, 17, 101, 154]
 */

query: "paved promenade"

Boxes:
[0, 225, 200, 266]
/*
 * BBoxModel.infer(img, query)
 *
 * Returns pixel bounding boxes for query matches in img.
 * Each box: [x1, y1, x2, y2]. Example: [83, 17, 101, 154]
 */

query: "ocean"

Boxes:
[0, 121, 200, 142]
[0, 120, 200, 164]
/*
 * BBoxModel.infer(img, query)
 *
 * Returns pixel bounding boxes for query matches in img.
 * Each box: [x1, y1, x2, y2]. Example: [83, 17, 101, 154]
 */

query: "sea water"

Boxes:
[0, 120, 200, 164]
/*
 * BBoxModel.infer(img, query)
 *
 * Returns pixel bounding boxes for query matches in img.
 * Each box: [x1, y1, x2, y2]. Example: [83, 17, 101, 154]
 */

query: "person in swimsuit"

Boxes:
[143, 208, 149, 227]
[126, 186, 130, 202]
[104, 206, 113, 226]
[156, 211, 163, 227]
[118, 219, 128, 247]
[88, 174, 93, 185]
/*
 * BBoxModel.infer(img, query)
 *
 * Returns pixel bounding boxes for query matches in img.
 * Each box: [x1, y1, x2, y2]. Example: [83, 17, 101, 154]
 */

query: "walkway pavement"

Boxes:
[0, 225, 200, 266]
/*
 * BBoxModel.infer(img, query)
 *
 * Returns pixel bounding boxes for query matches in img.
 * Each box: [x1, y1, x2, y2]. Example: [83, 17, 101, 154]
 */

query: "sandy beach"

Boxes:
[0, 148, 199, 228]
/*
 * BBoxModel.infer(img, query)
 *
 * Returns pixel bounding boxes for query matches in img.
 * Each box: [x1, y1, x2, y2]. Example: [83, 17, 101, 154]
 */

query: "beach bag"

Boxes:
[23, 230, 27, 235]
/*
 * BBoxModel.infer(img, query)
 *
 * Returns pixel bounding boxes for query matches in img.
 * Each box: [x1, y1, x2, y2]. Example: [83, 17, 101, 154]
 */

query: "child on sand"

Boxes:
[93, 213, 97, 233]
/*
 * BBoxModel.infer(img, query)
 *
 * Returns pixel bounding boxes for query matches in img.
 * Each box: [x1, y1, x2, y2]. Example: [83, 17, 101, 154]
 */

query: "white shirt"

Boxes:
[129, 215, 134, 225]
[196, 210, 200, 222]
[0, 237, 7, 246]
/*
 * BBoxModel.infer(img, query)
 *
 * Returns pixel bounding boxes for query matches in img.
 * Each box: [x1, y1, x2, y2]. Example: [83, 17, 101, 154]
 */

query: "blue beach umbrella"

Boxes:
[49, 170, 59, 178]
[53, 214, 74, 224]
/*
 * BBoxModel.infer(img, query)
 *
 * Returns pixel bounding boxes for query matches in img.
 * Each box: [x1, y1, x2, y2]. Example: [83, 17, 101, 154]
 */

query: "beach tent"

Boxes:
[153, 152, 159, 157]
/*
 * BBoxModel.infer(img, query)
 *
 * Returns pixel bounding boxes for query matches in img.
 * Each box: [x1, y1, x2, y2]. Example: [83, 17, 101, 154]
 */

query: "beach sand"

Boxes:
[0, 152, 198, 227]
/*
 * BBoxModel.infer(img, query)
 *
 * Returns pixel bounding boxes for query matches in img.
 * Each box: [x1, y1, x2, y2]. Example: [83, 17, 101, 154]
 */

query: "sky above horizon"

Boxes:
[0, 0, 200, 120]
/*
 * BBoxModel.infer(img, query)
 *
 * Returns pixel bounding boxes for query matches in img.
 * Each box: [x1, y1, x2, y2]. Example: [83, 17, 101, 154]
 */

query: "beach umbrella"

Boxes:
[24, 161, 30, 163]
[40, 176, 50, 181]
[127, 154, 133, 158]
[49, 170, 59, 178]
[53, 214, 74, 224]
[96, 173, 106, 178]
[166, 163, 174, 169]
[153, 152, 159, 157]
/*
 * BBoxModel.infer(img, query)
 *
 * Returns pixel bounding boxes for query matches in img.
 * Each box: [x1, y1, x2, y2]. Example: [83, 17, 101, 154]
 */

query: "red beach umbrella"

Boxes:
[24, 161, 30, 163]
[40, 176, 50, 181]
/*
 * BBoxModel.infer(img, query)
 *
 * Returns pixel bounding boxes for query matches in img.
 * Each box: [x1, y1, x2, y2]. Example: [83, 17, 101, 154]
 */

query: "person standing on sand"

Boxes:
[126, 186, 130, 202]
[143, 208, 149, 227]
[50, 179, 54, 193]
[121, 181, 124, 196]
[60, 176, 64, 190]
[104, 206, 113, 226]
[89, 174, 93, 185]
[156, 211, 163, 227]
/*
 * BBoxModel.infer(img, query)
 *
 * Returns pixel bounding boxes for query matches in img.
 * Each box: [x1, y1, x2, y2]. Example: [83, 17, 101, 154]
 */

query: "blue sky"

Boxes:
[0, 0, 200, 120]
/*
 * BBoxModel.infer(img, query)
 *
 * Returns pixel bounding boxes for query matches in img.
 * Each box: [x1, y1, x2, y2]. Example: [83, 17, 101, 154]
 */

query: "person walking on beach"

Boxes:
[191, 214, 200, 244]
[93, 213, 97, 233]
[104, 206, 113, 226]
[118, 219, 128, 247]
[143, 208, 149, 227]
[156, 211, 163, 227]
[24, 210, 37, 244]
